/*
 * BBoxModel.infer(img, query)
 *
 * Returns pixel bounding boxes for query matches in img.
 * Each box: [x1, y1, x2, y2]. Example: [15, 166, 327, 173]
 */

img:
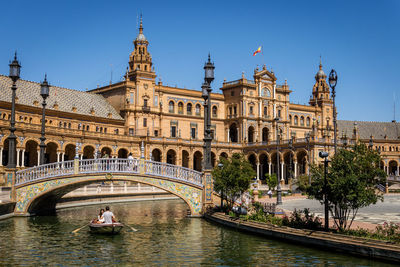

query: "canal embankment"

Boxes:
[205, 212, 400, 264]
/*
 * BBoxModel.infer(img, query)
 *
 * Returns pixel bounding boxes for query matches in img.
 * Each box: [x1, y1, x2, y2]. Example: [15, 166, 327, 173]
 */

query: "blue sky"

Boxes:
[0, 0, 399, 122]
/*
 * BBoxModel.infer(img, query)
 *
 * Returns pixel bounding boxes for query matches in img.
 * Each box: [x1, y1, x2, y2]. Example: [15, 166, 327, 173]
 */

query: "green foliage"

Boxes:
[307, 142, 386, 231]
[265, 173, 277, 190]
[281, 208, 322, 230]
[243, 202, 283, 226]
[342, 222, 400, 243]
[295, 174, 311, 192]
[212, 153, 256, 209]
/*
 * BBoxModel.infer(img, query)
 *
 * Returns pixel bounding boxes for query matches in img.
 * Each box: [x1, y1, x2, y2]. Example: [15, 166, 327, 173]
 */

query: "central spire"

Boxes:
[139, 14, 143, 34]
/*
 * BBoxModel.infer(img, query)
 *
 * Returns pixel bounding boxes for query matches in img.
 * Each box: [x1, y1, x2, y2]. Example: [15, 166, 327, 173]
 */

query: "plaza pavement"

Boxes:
[259, 194, 400, 230]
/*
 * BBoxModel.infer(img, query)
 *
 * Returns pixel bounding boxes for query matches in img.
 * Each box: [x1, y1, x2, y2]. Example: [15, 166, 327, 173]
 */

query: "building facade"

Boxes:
[0, 20, 399, 186]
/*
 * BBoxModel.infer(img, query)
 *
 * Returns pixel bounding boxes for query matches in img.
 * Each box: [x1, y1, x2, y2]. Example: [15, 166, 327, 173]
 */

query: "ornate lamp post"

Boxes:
[39, 75, 49, 165]
[319, 151, 330, 231]
[202, 54, 214, 171]
[275, 117, 282, 205]
[288, 135, 293, 182]
[7, 53, 21, 168]
[328, 70, 338, 154]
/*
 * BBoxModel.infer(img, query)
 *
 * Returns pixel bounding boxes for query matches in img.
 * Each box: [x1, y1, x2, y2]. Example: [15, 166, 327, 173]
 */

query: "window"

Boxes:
[143, 118, 147, 127]
[212, 106, 217, 117]
[143, 99, 148, 107]
[130, 92, 134, 104]
[277, 109, 281, 118]
[115, 129, 119, 135]
[231, 91, 234, 96]
[234, 106, 237, 115]
[171, 126, 176, 137]
[289, 115, 292, 124]
[294, 116, 298, 125]
[68, 123, 71, 129]
[229, 107, 232, 115]
[169, 101, 175, 113]
[187, 103, 192, 115]
[306, 117, 310, 127]
[195, 104, 201, 116]
[300, 116, 304, 126]
[78, 123, 82, 130]
[264, 107, 268, 117]
[178, 102, 184, 114]
[154, 95, 158, 107]
[154, 130, 158, 137]
[191, 128, 196, 139]
[64, 122, 67, 128]
[104, 128, 107, 133]
[249, 106, 254, 115]
[86, 125, 89, 131]
[129, 128, 134, 135]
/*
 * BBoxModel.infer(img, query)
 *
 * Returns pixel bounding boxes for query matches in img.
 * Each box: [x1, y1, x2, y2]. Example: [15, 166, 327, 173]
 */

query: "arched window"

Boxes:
[187, 103, 192, 115]
[212, 106, 218, 117]
[306, 117, 310, 127]
[178, 102, 184, 114]
[169, 101, 175, 113]
[300, 116, 304, 126]
[294, 116, 298, 125]
[289, 115, 292, 124]
[195, 104, 201, 116]
[263, 106, 268, 117]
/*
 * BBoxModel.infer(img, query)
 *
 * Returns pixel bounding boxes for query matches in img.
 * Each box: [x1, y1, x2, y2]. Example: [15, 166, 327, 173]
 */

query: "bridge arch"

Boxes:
[15, 158, 204, 216]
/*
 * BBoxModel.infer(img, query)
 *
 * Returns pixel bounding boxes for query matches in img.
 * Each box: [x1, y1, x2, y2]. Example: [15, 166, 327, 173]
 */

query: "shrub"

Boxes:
[282, 208, 323, 230]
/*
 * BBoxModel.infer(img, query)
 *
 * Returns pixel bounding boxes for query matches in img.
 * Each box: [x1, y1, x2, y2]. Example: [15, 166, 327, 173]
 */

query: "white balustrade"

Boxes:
[15, 158, 203, 187]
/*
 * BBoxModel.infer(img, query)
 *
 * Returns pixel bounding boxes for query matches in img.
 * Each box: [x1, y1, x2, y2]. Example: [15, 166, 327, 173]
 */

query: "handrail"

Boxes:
[15, 158, 203, 187]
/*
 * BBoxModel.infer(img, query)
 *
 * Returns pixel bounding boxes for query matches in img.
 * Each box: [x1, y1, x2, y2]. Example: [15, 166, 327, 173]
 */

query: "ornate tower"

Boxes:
[309, 60, 330, 107]
[127, 16, 154, 81]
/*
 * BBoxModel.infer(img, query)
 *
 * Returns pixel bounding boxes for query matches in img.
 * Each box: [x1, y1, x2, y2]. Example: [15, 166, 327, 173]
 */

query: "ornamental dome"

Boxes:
[315, 61, 326, 80]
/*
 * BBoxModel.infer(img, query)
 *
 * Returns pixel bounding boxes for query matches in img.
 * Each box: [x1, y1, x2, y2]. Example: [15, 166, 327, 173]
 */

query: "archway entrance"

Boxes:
[182, 150, 189, 168]
[64, 144, 76, 161]
[83, 146, 94, 159]
[46, 142, 58, 163]
[262, 127, 269, 143]
[248, 126, 255, 143]
[229, 123, 238, 143]
[101, 147, 112, 158]
[166, 150, 176, 165]
[152, 149, 161, 162]
[25, 140, 39, 167]
[118, 148, 128, 158]
[193, 151, 202, 171]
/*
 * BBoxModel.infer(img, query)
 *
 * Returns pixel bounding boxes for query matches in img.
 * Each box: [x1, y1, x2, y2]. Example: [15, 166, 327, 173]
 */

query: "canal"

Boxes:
[0, 199, 394, 266]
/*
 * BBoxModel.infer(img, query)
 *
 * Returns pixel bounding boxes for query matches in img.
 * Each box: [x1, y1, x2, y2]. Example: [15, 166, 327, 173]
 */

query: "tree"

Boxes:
[307, 142, 386, 231]
[212, 153, 256, 209]
[265, 173, 277, 190]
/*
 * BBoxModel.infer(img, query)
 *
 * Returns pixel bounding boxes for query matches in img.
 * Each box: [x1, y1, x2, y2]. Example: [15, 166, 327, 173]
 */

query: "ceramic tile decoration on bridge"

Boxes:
[13, 157, 205, 216]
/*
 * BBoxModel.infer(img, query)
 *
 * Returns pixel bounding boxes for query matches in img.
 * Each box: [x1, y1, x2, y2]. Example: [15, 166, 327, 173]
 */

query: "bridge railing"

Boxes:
[144, 160, 203, 187]
[16, 158, 203, 187]
[16, 160, 75, 185]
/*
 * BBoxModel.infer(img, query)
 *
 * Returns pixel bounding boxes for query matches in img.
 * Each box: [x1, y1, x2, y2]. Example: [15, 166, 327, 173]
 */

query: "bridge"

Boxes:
[13, 158, 209, 216]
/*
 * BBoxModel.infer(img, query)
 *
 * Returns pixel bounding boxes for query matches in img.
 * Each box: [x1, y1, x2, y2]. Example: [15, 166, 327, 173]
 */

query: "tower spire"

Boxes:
[139, 13, 143, 34]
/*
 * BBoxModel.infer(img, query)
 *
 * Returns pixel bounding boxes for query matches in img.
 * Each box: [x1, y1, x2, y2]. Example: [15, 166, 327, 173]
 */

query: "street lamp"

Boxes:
[328, 69, 338, 154]
[202, 54, 214, 171]
[218, 162, 224, 208]
[319, 151, 330, 231]
[39, 75, 50, 165]
[369, 135, 373, 150]
[7, 52, 21, 168]
[275, 117, 282, 205]
[288, 135, 294, 183]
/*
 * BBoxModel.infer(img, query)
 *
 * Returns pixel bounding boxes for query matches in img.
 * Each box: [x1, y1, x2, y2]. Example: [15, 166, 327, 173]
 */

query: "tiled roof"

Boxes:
[0, 75, 123, 120]
[338, 120, 400, 140]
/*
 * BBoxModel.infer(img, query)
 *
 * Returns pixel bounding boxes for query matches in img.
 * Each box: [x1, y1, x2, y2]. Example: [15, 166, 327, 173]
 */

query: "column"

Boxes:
[294, 161, 298, 178]
[227, 129, 230, 142]
[281, 162, 284, 181]
[37, 150, 40, 166]
[268, 163, 272, 175]
[397, 165, 399, 176]
[16, 149, 20, 167]
[57, 152, 60, 162]
[0, 147, 2, 167]
[21, 149, 25, 167]
[256, 163, 260, 181]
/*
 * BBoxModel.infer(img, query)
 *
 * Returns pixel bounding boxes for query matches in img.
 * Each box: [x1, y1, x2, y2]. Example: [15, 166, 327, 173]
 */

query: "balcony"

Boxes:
[142, 106, 150, 113]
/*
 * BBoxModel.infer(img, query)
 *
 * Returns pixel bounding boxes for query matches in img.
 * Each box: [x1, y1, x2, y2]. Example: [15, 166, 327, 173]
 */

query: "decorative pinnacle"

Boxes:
[139, 14, 143, 34]
[208, 53, 211, 63]
[14, 51, 17, 61]
[319, 55, 322, 70]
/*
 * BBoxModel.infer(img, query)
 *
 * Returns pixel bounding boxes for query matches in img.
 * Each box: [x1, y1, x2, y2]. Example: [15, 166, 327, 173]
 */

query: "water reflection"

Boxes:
[0, 199, 395, 266]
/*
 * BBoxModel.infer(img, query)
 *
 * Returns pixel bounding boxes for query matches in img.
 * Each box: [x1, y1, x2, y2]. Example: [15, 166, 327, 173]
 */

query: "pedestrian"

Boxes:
[267, 189, 272, 199]
[128, 152, 134, 171]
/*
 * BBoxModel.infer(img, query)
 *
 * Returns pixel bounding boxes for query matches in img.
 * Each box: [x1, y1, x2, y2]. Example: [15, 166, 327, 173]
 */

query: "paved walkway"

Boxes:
[259, 194, 400, 230]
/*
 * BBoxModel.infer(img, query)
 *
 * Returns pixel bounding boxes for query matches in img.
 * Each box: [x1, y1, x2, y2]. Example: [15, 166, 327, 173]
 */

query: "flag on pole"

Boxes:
[253, 46, 262, 56]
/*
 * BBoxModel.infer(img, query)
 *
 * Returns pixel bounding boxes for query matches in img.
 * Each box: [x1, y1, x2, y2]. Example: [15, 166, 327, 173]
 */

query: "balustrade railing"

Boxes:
[15, 158, 203, 187]
[16, 160, 74, 185]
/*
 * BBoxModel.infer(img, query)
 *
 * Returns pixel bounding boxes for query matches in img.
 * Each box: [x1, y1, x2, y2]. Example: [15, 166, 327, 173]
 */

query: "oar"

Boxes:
[72, 223, 89, 234]
[121, 222, 138, 232]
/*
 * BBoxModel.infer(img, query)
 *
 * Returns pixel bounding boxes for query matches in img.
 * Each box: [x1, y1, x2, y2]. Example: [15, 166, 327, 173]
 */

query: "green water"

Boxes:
[0, 199, 394, 266]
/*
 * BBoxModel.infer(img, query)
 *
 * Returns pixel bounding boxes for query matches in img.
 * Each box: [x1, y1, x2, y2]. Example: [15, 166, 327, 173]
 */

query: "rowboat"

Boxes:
[89, 222, 124, 234]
